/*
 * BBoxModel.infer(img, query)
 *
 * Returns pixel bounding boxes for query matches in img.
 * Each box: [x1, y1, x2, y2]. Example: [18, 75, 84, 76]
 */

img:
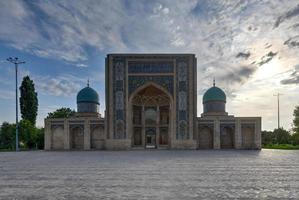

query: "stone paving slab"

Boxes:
[0, 149, 299, 199]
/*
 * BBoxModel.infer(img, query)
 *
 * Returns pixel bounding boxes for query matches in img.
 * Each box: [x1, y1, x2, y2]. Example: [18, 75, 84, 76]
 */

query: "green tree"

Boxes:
[262, 128, 292, 145]
[273, 128, 291, 144]
[262, 130, 274, 145]
[47, 107, 76, 118]
[0, 122, 16, 150]
[0, 121, 44, 150]
[19, 120, 37, 149]
[290, 106, 299, 145]
[19, 76, 38, 125]
[292, 133, 299, 145]
[36, 127, 44, 149]
[293, 106, 299, 132]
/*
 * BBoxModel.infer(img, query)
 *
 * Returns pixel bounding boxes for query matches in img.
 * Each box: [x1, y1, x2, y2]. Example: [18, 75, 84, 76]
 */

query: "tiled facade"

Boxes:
[45, 54, 261, 150]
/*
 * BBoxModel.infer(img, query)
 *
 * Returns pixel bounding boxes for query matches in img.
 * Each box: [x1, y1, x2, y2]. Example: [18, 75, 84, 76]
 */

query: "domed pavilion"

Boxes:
[202, 80, 227, 116]
[77, 82, 100, 113]
[44, 81, 105, 150]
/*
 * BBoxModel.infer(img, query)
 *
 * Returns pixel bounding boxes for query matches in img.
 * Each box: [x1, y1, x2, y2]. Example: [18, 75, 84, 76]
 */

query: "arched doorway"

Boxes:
[129, 83, 172, 149]
[71, 126, 84, 149]
[220, 127, 234, 149]
[91, 125, 105, 149]
[242, 126, 254, 149]
[51, 126, 64, 150]
[199, 126, 213, 149]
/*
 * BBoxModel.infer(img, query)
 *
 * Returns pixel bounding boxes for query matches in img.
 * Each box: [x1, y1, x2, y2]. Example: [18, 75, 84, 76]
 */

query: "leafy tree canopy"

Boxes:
[47, 107, 76, 119]
[273, 128, 291, 144]
[262, 128, 292, 145]
[19, 120, 37, 149]
[292, 105, 299, 145]
[293, 106, 299, 134]
[20, 75, 38, 125]
[0, 120, 44, 150]
[0, 122, 16, 150]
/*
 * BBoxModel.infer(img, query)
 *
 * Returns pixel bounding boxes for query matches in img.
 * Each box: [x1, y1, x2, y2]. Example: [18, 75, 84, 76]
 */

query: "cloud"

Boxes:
[0, 63, 31, 93]
[0, 0, 299, 94]
[218, 65, 257, 94]
[0, 0, 129, 62]
[284, 35, 299, 48]
[280, 64, 299, 85]
[226, 65, 256, 82]
[0, 90, 14, 100]
[76, 63, 88, 68]
[281, 74, 299, 84]
[236, 52, 250, 59]
[274, 4, 299, 28]
[290, 23, 299, 29]
[257, 51, 278, 66]
[265, 43, 272, 49]
[35, 75, 82, 97]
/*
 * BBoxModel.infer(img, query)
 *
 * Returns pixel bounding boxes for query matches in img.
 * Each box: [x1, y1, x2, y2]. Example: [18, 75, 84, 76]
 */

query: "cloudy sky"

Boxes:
[0, 0, 298, 130]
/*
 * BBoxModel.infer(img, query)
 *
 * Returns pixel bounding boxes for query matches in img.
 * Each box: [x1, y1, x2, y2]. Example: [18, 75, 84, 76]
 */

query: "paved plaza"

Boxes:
[0, 149, 298, 199]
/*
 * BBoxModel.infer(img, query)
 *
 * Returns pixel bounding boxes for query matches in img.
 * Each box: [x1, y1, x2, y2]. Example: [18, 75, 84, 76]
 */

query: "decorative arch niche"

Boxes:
[129, 83, 173, 148]
[220, 126, 234, 149]
[198, 125, 213, 149]
[70, 125, 84, 149]
[242, 125, 255, 149]
[51, 125, 64, 150]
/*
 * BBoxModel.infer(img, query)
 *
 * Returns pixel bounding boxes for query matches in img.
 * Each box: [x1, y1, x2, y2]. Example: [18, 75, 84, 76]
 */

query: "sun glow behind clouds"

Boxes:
[228, 52, 299, 130]
[254, 57, 285, 80]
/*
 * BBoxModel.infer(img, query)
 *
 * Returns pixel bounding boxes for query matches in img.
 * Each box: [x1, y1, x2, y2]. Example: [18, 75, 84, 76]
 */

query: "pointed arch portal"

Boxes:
[129, 83, 173, 149]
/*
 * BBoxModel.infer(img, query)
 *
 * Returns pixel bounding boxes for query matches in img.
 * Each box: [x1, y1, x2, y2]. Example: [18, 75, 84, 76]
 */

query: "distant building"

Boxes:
[45, 54, 261, 150]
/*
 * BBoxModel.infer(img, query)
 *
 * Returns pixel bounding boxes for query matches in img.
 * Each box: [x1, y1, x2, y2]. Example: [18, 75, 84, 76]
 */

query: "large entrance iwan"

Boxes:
[130, 84, 172, 149]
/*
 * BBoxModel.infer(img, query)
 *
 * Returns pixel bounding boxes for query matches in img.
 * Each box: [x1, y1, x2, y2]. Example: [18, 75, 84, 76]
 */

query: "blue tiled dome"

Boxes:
[203, 86, 226, 103]
[77, 86, 99, 105]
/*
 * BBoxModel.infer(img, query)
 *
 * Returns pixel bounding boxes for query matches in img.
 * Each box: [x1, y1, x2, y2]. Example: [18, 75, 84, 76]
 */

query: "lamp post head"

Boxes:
[6, 57, 25, 64]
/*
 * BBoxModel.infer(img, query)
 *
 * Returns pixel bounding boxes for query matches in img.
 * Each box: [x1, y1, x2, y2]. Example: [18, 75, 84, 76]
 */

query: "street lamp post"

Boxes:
[273, 93, 283, 129]
[7, 57, 25, 151]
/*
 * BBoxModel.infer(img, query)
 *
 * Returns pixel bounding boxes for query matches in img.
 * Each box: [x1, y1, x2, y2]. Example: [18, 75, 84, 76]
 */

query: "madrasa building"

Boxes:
[44, 54, 261, 150]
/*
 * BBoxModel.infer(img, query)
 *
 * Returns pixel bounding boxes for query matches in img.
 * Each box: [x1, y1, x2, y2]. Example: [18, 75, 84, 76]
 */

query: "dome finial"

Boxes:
[87, 78, 90, 87]
[213, 77, 215, 87]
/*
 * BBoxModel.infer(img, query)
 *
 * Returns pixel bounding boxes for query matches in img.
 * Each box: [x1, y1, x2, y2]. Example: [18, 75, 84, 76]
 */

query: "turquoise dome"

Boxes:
[203, 86, 226, 103]
[77, 86, 99, 104]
